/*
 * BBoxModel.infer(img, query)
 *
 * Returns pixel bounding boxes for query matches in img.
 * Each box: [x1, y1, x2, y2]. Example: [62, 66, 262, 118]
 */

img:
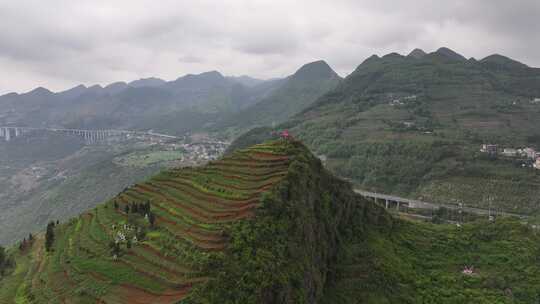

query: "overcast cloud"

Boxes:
[1, 0, 539, 94]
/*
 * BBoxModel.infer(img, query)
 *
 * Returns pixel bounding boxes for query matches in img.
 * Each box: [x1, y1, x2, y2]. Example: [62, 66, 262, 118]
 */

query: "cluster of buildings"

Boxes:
[178, 141, 228, 164]
[112, 223, 139, 245]
[481, 144, 540, 169]
[389, 94, 418, 106]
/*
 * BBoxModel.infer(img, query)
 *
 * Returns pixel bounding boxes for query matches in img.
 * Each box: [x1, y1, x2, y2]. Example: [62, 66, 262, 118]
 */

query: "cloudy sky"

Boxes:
[1, 0, 539, 94]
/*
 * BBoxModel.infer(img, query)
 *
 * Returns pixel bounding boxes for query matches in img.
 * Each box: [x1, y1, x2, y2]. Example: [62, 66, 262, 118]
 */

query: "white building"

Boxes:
[502, 148, 518, 157]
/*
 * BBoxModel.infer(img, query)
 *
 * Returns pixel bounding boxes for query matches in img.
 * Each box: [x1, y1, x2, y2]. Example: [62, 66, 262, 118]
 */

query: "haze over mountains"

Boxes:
[2, 46, 538, 247]
[3, 47, 536, 137]
[0, 60, 341, 137]
[0, 70, 268, 133]
[3, 0, 540, 301]
[1, 44, 540, 304]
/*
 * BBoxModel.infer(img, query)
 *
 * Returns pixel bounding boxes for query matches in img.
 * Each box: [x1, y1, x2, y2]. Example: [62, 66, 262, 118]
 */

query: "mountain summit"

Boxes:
[407, 48, 427, 59]
[290, 60, 339, 82]
[214, 60, 341, 132]
[433, 47, 467, 61]
[128, 77, 167, 88]
[480, 54, 528, 69]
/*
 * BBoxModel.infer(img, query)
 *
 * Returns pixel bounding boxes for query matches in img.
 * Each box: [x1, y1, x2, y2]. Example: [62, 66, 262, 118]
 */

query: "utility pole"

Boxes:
[458, 201, 463, 224]
[488, 196, 494, 221]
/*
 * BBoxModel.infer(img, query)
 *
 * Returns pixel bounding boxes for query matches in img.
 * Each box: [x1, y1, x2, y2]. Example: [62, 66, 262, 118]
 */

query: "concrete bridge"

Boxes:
[355, 189, 527, 219]
[0, 126, 180, 144]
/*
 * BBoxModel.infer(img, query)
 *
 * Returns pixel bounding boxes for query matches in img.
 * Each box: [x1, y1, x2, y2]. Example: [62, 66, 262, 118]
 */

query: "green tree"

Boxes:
[0, 246, 5, 276]
[109, 241, 121, 258]
[131, 202, 139, 213]
[144, 201, 151, 214]
[0, 246, 5, 268]
[45, 221, 55, 252]
[19, 238, 26, 251]
[148, 212, 156, 227]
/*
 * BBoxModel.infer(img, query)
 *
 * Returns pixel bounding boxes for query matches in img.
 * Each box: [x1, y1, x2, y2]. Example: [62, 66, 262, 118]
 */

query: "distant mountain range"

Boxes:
[228, 47, 540, 214]
[0, 70, 275, 134]
[0, 62, 342, 137]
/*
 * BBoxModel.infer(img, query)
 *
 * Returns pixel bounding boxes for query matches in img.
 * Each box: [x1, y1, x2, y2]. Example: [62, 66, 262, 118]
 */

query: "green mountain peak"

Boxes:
[432, 47, 467, 61]
[212, 61, 341, 133]
[291, 60, 339, 82]
[480, 54, 529, 69]
[407, 48, 427, 59]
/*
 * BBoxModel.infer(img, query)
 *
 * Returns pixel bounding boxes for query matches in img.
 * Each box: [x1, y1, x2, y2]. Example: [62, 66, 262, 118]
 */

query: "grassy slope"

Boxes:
[322, 218, 540, 304]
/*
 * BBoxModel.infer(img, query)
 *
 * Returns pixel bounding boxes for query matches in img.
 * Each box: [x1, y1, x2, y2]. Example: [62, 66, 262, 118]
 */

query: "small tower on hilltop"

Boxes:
[280, 130, 291, 140]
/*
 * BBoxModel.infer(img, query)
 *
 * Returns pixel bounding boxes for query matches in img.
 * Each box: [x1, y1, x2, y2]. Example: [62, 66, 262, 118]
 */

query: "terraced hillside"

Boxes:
[0, 140, 295, 303]
[2, 139, 540, 303]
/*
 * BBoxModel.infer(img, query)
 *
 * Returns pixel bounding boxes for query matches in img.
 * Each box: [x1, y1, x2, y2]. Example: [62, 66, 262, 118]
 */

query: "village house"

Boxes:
[402, 121, 415, 128]
[534, 158, 540, 170]
[524, 147, 537, 159]
[502, 148, 518, 157]
[390, 99, 404, 106]
[404, 95, 417, 100]
[480, 144, 498, 156]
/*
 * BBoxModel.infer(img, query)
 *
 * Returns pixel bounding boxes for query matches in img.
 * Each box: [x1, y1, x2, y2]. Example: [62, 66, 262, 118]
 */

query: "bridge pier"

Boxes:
[385, 199, 389, 209]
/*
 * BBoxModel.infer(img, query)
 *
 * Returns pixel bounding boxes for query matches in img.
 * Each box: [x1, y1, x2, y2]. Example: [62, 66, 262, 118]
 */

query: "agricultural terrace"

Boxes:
[0, 140, 293, 304]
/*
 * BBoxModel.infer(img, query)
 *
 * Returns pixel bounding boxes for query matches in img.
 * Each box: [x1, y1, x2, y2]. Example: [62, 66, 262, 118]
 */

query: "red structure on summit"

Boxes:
[280, 130, 291, 139]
